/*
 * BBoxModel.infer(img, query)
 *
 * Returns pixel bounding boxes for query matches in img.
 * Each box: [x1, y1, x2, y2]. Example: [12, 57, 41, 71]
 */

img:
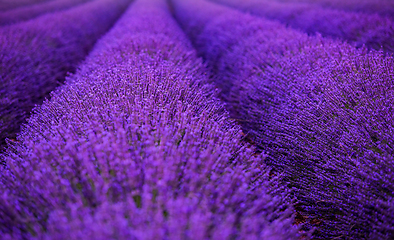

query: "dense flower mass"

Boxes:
[275, 0, 394, 19]
[1, 0, 393, 239]
[0, 0, 299, 239]
[0, 0, 130, 150]
[170, 0, 394, 239]
[0, 0, 91, 26]
[0, 0, 50, 11]
[211, 0, 394, 53]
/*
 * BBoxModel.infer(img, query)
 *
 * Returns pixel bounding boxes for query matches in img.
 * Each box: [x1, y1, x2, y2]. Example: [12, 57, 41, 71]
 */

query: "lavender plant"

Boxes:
[170, 0, 394, 238]
[0, 0, 92, 26]
[0, 0, 131, 151]
[0, 0, 51, 12]
[211, 0, 394, 53]
[274, 0, 394, 19]
[0, 0, 300, 239]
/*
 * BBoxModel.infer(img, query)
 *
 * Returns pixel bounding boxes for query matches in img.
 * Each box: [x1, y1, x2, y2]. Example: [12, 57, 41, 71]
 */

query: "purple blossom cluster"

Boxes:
[170, 0, 394, 239]
[0, 0, 50, 12]
[211, 0, 394, 53]
[275, 0, 394, 19]
[0, 0, 91, 26]
[0, 0, 300, 239]
[0, 0, 130, 151]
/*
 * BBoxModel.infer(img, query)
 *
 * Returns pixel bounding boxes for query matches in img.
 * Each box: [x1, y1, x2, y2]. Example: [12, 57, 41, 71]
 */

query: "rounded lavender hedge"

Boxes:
[0, 0, 300, 239]
[274, 0, 394, 19]
[212, 0, 394, 53]
[0, 0, 51, 12]
[0, 0, 131, 151]
[0, 0, 91, 26]
[170, 0, 394, 238]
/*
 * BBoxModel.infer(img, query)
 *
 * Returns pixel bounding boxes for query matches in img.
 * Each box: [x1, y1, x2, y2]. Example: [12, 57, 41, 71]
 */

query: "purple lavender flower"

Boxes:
[273, 0, 394, 19]
[170, 0, 394, 238]
[0, 0, 131, 151]
[0, 0, 51, 12]
[0, 0, 300, 239]
[211, 0, 394, 53]
[0, 0, 92, 26]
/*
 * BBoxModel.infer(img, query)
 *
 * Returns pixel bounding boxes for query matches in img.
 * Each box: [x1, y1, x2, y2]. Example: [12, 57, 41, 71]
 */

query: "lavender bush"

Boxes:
[0, 0, 300, 239]
[212, 0, 394, 53]
[0, 0, 130, 151]
[274, 0, 394, 19]
[0, 0, 51, 12]
[0, 0, 91, 26]
[170, 0, 394, 238]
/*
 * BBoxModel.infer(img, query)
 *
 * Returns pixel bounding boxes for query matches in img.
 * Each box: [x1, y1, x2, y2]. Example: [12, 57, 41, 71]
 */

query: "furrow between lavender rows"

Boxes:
[0, 0, 131, 151]
[0, 0, 299, 239]
[211, 0, 394, 53]
[170, 0, 394, 239]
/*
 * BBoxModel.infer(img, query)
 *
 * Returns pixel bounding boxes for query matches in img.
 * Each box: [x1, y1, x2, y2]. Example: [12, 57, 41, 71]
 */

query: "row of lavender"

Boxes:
[0, 0, 301, 239]
[275, 0, 394, 19]
[0, 0, 130, 151]
[0, 0, 91, 26]
[170, 0, 394, 239]
[211, 0, 394, 53]
[0, 0, 50, 12]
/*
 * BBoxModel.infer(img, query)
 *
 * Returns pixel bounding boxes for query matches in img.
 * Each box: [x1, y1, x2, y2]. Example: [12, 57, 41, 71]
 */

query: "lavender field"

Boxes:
[0, 0, 393, 239]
